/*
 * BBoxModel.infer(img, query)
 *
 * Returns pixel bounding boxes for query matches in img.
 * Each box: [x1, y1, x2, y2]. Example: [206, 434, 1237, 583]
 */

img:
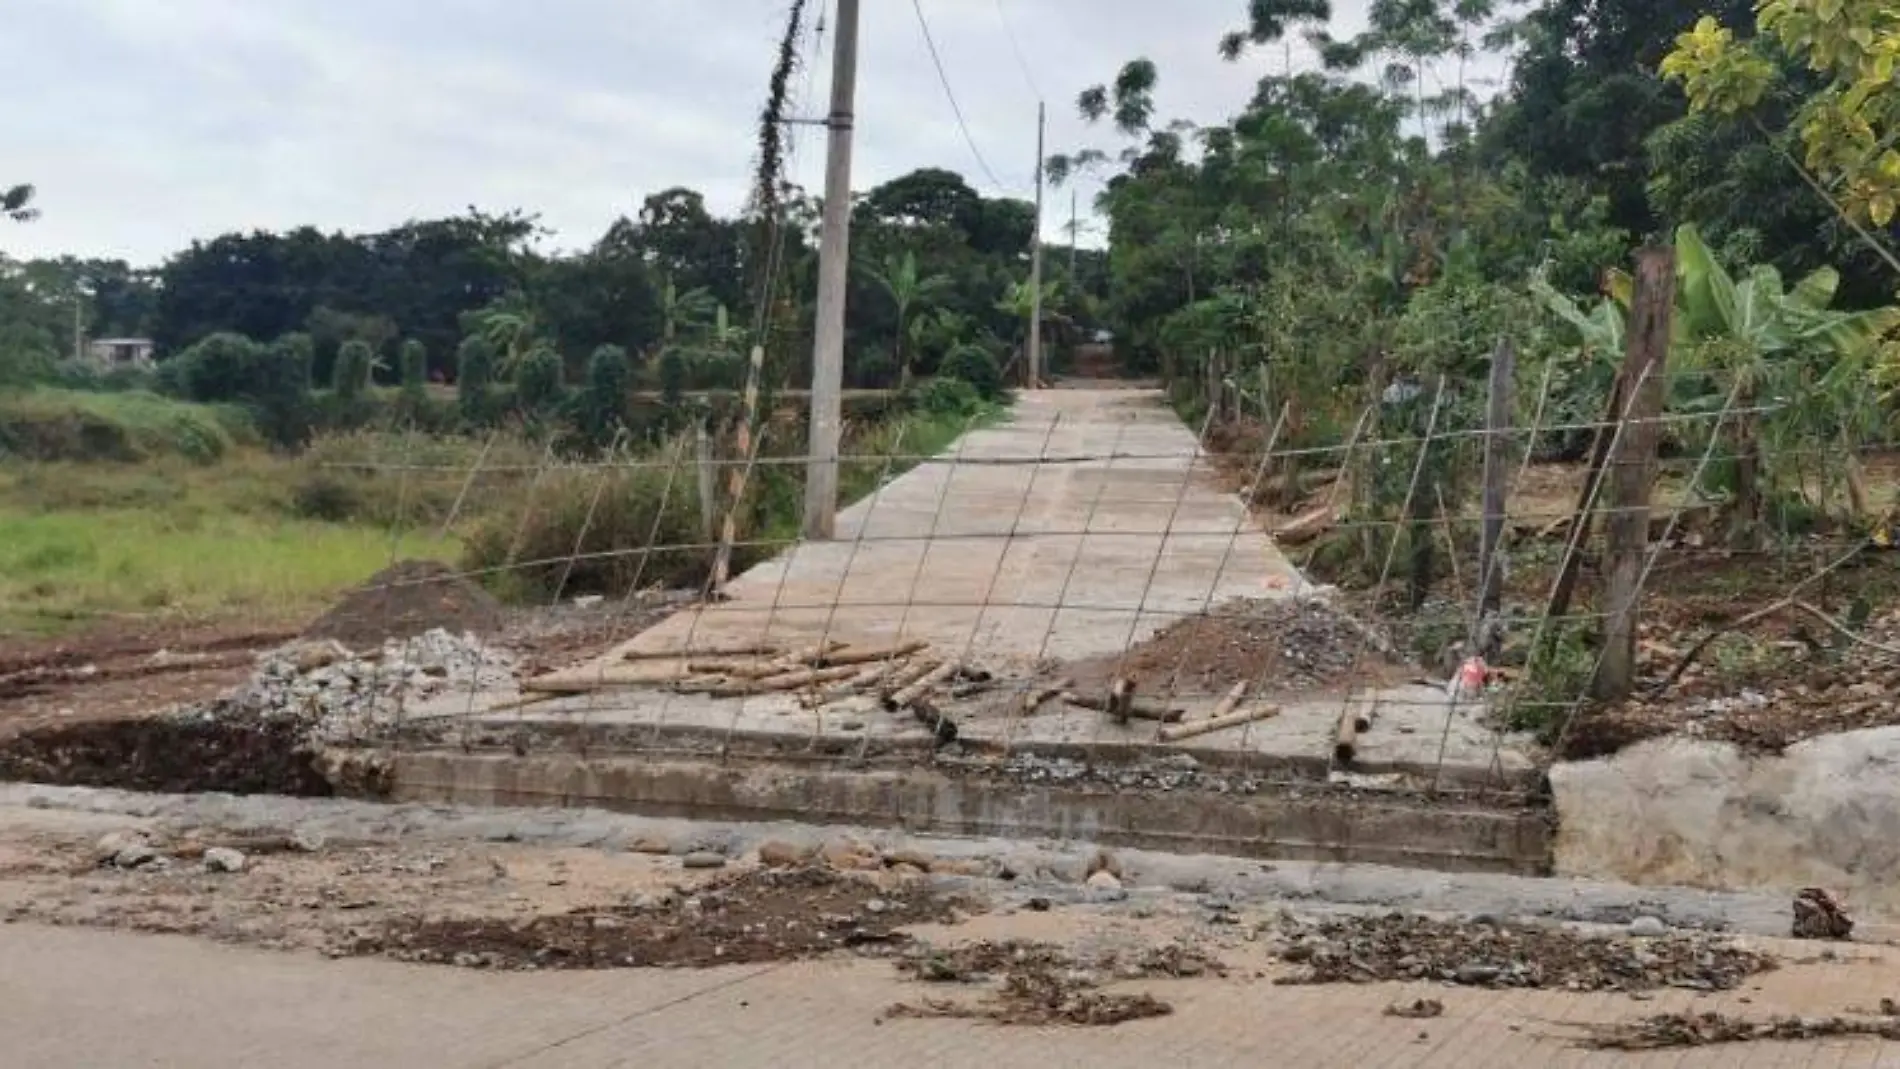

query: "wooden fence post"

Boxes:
[1478, 337, 1516, 621]
[1594, 245, 1676, 700]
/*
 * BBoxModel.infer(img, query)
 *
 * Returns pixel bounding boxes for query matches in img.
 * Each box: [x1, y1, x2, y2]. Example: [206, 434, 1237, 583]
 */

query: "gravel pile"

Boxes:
[182, 629, 516, 744]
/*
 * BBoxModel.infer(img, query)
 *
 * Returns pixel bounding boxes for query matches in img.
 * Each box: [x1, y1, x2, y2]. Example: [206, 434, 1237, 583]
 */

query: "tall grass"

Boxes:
[0, 388, 255, 464]
[0, 507, 446, 636]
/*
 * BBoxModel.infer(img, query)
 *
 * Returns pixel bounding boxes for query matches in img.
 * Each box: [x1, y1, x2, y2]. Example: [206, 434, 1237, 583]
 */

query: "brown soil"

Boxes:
[350, 866, 956, 970]
[302, 560, 502, 650]
[1063, 598, 1412, 702]
[0, 715, 332, 797]
[0, 619, 296, 738]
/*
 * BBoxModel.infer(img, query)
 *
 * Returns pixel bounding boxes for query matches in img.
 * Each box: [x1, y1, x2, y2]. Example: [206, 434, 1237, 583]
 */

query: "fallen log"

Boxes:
[1061, 692, 1185, 724]
[881, 658, 942, 696]
[1108, 677, 1136, 724]
[807, 662, 902, 707]
[1157, 704, 1281, 743]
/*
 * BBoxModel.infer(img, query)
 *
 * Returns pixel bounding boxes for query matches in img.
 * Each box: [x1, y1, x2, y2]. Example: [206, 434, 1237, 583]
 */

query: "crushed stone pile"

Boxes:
[178, 629, 516, 745]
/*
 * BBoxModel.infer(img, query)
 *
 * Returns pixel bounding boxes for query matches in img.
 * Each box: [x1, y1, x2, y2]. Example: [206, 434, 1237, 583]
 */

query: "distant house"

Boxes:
[87, 338, 156, 369]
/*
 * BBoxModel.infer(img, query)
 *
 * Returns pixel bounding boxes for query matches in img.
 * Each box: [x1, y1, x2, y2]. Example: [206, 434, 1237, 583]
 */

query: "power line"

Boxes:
[993, 0, 1043, 103]
[909, 0, 1017, 194]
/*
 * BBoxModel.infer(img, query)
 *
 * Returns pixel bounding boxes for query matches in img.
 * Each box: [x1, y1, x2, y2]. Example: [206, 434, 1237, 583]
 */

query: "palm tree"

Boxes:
[866, 251, 953, 388]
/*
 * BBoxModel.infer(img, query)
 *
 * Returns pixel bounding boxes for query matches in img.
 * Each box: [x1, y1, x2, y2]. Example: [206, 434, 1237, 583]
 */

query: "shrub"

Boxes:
[457, 336, 498, 427]
[162, 332, 312, 447]
[331, 341, 373, 404]
[576, 344, 632, 447]
[513, 347, 565, 416]
[939, 344, 1003, 401]
[397, 339, 428, 421]
[914, 377, 982, 418]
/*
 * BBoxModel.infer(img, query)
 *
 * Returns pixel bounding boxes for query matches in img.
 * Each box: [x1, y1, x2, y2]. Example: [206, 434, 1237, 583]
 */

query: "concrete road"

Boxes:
[626, 387, 1304, 666]
[4, 922, 1896, 1068]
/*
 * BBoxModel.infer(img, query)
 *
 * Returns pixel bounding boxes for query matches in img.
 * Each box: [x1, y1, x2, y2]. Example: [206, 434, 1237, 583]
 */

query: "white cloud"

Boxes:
[2, 0, 1503, 264]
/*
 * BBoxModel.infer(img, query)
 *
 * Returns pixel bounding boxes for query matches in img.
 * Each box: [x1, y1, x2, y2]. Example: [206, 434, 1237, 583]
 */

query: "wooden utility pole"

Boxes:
[1069, 186, 1079, 284]
[1478, 337, 1516, 620]
[1593, 245, 1676, 701]
[802, 0, 861, 541]
[1027, 101, 1047, 390]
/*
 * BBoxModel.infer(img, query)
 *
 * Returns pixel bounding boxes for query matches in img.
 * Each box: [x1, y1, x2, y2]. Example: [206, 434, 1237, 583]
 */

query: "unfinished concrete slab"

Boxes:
[375, 388, 1546, 874]
[621, 388, 1303, 666]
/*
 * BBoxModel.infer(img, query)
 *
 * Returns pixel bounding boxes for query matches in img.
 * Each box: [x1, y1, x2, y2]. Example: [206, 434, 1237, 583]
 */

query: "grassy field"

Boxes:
[0, 394, 1001, 638]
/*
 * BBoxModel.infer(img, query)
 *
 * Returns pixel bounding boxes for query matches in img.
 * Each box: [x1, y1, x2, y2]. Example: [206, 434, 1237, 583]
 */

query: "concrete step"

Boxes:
[366, 749, 1553, 876]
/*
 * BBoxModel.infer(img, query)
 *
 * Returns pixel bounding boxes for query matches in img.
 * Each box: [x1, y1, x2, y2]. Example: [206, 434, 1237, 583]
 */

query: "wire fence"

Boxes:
[317, 369, 1900, 810]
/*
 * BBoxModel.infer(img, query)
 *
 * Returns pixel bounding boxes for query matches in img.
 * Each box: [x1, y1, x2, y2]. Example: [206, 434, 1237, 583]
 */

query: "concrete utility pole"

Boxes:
[802, 0, 861, 541]
[1026, 101, 1046, 390]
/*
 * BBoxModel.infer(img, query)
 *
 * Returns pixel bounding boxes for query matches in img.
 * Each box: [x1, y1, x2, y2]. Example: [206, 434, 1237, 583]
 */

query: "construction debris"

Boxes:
[1384, 999, 1445, 1020]
[884, 940, 1221, 1028]
[1575, 1012, 1900, 1051]
[1157, 702, 1280, 743]
[1269, 913, 1776, 993]
[1061, 691, 1186, 724]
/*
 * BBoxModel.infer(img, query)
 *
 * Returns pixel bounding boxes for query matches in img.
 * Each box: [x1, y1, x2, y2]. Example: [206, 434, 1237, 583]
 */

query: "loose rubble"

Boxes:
[183, 628, 516, 746]
[1792, 888, 1855, 941]
[1268, 912, 1776, 992]
[1576, 1011, 1900, 1051]
[886, 939, 1216, 1027]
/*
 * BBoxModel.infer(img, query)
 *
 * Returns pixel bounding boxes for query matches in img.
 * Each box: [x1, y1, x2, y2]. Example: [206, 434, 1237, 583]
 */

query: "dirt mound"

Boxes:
[302, 560, 501, 650]
[1065, 597, 1410, 700]
[351, 866, 955, 970]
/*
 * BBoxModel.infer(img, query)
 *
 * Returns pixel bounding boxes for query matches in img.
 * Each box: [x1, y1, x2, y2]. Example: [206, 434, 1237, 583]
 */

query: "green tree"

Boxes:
[3, 184, 37, 223]
[865, 251, 953, 388]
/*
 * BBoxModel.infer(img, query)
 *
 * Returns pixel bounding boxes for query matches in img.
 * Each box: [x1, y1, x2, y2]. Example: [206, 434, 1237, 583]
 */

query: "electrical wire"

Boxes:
[993, 0, 1043, 103]
[910, 0, 1019, 194]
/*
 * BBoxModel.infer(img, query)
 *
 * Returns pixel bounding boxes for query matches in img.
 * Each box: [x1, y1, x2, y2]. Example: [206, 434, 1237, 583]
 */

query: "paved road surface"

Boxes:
[6, 922, 1899, 1068]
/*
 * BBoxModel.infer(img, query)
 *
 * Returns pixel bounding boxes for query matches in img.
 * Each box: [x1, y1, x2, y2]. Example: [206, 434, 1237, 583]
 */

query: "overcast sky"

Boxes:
[4, 0, 1495, 266]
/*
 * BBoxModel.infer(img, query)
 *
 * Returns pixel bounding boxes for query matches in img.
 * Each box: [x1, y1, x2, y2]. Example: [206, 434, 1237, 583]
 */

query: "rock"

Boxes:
[1085, 870, 1127, 901]
[681, 852, 727, 870]
[755, 840, 815, 868]
[888, 863, 926, 879]
[203, 847, 247, 874]
[1086, 848, 1123, 880]
[289, 827, 327, 853]
[1454, 964, 1503, 986]
[864, 899, 890, 915]
[93, 832, 147, 866]
[112, 843, 160, 870]
[882, 848, 936, 872]
[820, 838, 881, 872]
[1793, 887, 1854, 941]
[1628, 916, 1668, 939]
[629, 836, 674, 856]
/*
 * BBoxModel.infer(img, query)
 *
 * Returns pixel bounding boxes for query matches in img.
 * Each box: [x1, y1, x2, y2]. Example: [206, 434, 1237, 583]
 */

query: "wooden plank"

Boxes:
[1157, 703, 1281, 743]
